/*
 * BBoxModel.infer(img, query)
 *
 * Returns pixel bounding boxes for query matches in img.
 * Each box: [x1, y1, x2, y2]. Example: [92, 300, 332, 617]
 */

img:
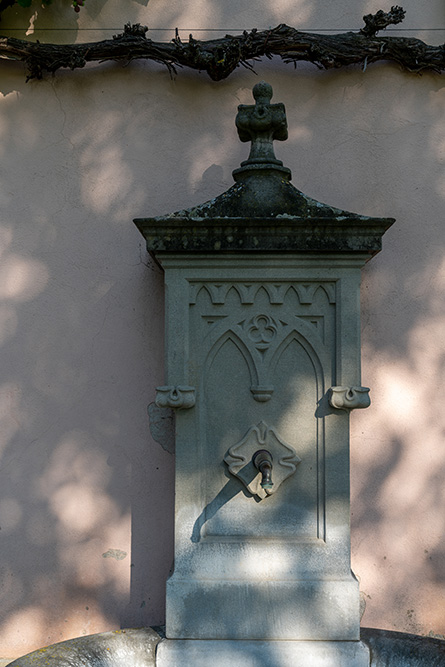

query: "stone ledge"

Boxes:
[157, 639, 370, 666]
[134, 216, 394, 257]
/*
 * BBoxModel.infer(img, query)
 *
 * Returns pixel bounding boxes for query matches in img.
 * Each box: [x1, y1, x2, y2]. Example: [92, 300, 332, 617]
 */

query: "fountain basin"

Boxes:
[362, 628, 445, 666]
[6, 627, 445, 666]
[7, 628, 161, 667]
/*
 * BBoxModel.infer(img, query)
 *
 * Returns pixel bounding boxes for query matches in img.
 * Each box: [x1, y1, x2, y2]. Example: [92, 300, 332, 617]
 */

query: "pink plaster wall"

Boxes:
[0, 0, 444, 657]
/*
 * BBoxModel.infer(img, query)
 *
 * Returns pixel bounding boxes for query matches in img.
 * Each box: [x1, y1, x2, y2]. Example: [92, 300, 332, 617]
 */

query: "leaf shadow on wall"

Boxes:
[0, 4, 445, 650]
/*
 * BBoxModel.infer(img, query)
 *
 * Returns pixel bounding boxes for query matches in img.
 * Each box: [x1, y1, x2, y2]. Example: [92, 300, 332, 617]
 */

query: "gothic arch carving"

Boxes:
[270, 328, 326, 400]
[204, 329, 259, 390]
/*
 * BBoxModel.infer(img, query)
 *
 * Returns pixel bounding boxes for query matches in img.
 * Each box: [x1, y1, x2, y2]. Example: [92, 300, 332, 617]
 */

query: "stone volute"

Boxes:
[135, 83, 394, 667]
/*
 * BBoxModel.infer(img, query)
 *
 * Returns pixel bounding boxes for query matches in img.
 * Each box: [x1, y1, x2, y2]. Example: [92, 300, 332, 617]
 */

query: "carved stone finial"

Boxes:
[252, 80, 273, 104]
[235, 81, 288, 169]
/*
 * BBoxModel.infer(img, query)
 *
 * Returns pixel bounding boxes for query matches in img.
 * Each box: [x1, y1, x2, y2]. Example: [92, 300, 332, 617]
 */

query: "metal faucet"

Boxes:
[252, 449, 274, 491]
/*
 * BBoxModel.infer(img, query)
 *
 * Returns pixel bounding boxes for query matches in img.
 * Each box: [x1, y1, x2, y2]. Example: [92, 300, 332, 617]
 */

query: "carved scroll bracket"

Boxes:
[155, 385, 196, 410]
[329, 386, 370, 411]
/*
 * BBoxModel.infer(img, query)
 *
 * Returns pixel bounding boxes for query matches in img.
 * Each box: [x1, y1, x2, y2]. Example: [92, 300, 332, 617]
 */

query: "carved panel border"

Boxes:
[189, 281, 336, 306]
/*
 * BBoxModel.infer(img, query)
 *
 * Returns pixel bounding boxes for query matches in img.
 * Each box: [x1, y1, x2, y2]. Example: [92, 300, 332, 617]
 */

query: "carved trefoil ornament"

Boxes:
[155, 386, 196, 410]
[246, 314, 278, 350]
[329, 386, 371, 411]
[224, 421, 301, 500]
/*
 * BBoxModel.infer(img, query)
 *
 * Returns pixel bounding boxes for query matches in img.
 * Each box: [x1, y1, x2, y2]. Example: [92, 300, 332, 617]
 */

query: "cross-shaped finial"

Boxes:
[235, 82, 288, 167]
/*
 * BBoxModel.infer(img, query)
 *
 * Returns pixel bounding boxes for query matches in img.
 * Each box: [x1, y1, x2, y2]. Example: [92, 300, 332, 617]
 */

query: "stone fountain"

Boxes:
[134, 81, 392, 666]
[9, 83, 445, 667]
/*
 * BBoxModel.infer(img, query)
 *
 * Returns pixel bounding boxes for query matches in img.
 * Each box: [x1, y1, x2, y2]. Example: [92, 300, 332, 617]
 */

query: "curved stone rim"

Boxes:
[6, 627, 445, 666]
[6, 627, 163, 667]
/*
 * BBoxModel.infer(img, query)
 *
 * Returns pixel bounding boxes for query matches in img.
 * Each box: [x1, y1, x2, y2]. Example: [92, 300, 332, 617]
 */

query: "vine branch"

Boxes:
[0, 6, 444, 81]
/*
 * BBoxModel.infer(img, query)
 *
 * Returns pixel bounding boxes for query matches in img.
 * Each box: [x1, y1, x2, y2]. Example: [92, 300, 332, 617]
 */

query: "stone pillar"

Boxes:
[135, 82, 394, 667]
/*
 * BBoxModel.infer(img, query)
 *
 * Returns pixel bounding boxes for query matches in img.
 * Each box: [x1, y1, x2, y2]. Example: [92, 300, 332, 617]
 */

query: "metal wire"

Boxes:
[0, 27, 444, 32]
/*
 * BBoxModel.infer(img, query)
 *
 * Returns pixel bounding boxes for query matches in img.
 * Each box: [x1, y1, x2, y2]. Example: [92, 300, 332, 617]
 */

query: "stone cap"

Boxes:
[135, 216, 393, 256]
[134, 82, 395, 255]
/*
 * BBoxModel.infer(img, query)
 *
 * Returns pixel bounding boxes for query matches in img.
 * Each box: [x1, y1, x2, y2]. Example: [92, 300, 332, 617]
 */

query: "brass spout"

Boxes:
[252, 449, 274, 491]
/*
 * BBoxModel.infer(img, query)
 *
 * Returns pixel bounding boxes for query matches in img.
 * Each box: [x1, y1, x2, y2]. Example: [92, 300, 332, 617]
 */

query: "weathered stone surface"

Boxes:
[362, 628, 445, 667]
[134, 82, 394, 257]
[7, 628, 161, 667]
[134, 215, 393, 255]
[7, 627, 445, 666]
[148, 402, 175, 454]
[158, 253, 366, 649]
[157, 638, 370, 666]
